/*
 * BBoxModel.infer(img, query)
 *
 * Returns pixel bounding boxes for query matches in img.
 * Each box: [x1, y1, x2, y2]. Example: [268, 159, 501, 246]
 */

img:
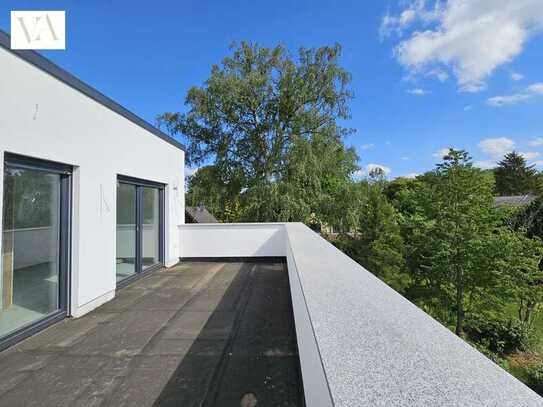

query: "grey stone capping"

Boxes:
[285, 232, 335, 407]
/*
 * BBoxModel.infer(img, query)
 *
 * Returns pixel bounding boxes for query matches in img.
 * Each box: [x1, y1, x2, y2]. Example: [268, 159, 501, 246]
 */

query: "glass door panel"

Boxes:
[142, 187, 160, 270]
[116, 177, 163, 284]
[116, 183, 137, 282]
[1, 165, 62, 338]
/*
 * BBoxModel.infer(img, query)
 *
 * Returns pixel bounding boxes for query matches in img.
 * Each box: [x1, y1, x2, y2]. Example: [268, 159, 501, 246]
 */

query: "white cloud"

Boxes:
[384, 0, 543, 92]
[529, 137, 543, 146]
[520, 151, 541, 160]
[532, 160, 543, 167]
[478, 137, 515, 156]
[464, 105, 473, 111]
[400, 156, 409, 160]
[473, 160, 496, 169]
[487, 94, 532, 106]
[360, 143, 375, 150]
[428, 68, 449, 82]
[403, 172, 420, 179]
[432, 147, 452, 158]
[487, 82, 543, 106]
[511, 72, 524, 81]
[528, 82, 543, 94]
[407, 88, 429, 95]
[380, 1, 432, 38]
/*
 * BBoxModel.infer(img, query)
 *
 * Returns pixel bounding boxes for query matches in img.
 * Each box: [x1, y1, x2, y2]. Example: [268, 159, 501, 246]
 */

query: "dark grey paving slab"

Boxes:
[0, 355, 109, 407]
[94, 288, 151, 312]
[131, 288, 193, 311]
[141, 338, 194, 356]
[0, 351, 53, 395]
[161, 310, 213, 339]
[183, 287, 244, 312]
[16, 312, 118, 351]
[71, 357, 132, 407]
[105, 355, 188, 407]
[161, 310, 236, 340]
[151, 340, 230, 407]
[62, 309, 180, 358]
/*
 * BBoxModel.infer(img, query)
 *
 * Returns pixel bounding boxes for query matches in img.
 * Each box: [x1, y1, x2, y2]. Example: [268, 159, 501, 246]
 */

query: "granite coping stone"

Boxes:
[285, 222, 543, 407]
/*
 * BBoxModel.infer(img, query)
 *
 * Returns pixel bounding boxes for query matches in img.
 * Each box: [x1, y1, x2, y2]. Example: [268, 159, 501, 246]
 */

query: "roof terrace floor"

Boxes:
[0, 261, 304, 407]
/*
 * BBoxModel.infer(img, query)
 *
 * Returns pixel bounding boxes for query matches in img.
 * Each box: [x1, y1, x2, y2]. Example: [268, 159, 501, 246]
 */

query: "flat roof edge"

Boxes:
[0, 29, 186, 153]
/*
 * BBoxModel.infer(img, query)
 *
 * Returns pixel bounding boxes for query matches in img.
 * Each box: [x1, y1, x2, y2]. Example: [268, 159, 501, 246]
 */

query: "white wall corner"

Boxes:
[165, 258, 179, 268]
[71, 289, 115, 318]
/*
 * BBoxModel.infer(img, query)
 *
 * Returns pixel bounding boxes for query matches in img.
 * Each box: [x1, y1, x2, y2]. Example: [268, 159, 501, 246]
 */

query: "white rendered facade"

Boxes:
[0, 34, 185, 333]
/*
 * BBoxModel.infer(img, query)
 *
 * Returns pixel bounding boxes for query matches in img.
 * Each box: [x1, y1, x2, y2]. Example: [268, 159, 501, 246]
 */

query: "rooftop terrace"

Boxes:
[0, 261, 303, 406]
[1, 223, 542, 406]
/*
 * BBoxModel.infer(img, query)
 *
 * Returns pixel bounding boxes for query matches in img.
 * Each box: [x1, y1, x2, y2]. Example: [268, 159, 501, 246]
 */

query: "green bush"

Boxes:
[469, 339, 509, 369]
[526, 364, 543, 385]
[466, 315, 532, 354]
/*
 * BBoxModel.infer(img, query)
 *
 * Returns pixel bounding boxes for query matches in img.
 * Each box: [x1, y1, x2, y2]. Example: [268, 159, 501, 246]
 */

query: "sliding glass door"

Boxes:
[1, 154, 70, 347]
[116, 183, 137, 282]
[142, 187, 160, 270]
[116, 177, 164, 283]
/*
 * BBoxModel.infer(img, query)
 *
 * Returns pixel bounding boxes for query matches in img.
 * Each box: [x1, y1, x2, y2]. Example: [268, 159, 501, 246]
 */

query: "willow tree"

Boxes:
[159, 42, 358, 224]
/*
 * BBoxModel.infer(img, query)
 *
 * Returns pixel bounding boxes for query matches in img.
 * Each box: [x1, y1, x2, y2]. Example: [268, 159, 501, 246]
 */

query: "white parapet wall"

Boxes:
[179, 222, 543, 407]
[179, 223, 286, 258]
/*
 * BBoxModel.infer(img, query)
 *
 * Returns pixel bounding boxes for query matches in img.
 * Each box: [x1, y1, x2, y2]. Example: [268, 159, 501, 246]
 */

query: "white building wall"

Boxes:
[0, 47, 185, 316]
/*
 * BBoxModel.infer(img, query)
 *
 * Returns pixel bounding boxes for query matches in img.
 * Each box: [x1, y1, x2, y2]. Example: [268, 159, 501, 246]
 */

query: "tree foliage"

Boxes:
[163, 42, 358, 225]
[406, 149, 503, 336]
[167, 41, 543, 370]
[495, 151, 538, 196]
[335, 175, 409, 292]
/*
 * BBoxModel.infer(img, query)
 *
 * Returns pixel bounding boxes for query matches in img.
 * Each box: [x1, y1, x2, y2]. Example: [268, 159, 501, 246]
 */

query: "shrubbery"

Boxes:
[526, 364, 543, 385]
[465, 315, 532, 354]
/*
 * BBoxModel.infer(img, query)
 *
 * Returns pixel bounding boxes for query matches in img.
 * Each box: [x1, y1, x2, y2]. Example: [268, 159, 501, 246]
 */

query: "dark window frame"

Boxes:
[116, 175, 165, 288]
[1, 153, 72, 351]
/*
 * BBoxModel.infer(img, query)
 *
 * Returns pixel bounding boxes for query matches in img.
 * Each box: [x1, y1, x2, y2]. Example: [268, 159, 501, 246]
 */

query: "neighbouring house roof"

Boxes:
[185, 205, 219, 223]
[0, 29, 185, 152]
[494, 194, 537, 208]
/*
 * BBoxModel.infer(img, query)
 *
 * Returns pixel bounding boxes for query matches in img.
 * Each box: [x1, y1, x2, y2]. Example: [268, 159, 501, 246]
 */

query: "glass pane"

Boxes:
[116, 183, 137, 282]
[1, 166, 61, 338]
[142, 187, 160, 269]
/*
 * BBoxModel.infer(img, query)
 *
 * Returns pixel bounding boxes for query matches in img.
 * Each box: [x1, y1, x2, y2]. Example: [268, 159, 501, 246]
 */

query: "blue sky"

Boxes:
[2, 0, 543, 178]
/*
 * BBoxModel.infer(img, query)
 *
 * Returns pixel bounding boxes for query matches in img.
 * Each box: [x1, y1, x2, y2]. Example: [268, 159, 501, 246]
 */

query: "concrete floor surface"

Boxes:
[0, 261, 304, 407]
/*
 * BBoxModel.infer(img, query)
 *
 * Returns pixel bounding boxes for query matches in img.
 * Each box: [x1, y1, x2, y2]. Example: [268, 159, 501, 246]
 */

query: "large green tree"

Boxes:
[160, 42, 357, 224]
[495, 151, 538, 196]
[408, 149, 504, 336]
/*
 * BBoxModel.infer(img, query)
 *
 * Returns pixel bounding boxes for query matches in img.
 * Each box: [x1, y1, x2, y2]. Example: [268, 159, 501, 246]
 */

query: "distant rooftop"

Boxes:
[185, 205, 219, 223]
[494, 194, 537, 208]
